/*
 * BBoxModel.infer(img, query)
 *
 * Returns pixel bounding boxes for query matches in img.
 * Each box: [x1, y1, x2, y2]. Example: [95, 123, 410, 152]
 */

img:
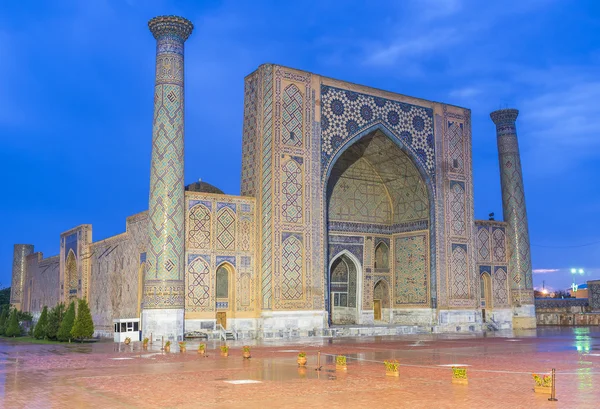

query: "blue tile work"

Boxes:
[188, 254, 210, 265]
[216, 255, 236, 267]
[188, 199, 212, 210]
[216, 202, 236, 212]
[329, 235, 364, 245]
[320, 85, 435, 179]
[140, 252, 147, 265]
[328, 220, 428, 235]
[374, 237, 390, 248]
[282, 232, 303, 242]
[328, 242, 363, 266]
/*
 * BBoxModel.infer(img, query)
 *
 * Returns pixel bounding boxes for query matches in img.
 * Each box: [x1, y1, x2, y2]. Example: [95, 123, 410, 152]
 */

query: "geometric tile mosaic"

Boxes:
[282, 84, 303, 147]
[281, 159, 303, 223]
[394, 233, 428, 305]
[188, 204, 211, 249]
[216, 208, 236, 250]
[321, 85, 435, 179]
[281, 235, 303, 300]
[450, 244, 468, 299]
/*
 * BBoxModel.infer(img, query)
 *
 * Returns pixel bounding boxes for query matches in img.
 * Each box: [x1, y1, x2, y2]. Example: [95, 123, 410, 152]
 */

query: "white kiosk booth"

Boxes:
[113, 318, 141, 343]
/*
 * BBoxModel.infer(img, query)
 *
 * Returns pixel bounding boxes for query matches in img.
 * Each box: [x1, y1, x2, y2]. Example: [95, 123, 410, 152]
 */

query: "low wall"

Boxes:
[534, 298, 600, 325]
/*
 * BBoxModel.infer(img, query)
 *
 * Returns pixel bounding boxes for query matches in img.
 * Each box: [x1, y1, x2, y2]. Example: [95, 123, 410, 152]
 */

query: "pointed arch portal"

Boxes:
[324, 125, 436, 325]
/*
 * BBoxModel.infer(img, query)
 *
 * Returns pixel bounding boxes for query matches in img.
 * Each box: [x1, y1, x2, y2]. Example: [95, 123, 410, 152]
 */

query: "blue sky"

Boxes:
[1, 0, 599, 293]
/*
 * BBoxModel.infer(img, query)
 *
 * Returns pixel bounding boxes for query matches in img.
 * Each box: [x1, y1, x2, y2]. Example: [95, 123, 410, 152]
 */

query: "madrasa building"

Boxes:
[9, 16, 535, 341]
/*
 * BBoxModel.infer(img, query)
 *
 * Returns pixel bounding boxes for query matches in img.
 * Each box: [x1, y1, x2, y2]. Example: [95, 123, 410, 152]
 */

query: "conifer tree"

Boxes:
[57, 301, 76, 342]
[0, 305, 9, 336]
[71, 298, 94, 341]
[46, 303, 65, 340]
[33, 306, 49, 339]
[5, 309, 21, 337]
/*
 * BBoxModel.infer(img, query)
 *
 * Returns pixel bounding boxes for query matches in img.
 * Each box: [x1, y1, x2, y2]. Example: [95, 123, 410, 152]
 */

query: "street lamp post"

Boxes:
[570, 268, 585, 295]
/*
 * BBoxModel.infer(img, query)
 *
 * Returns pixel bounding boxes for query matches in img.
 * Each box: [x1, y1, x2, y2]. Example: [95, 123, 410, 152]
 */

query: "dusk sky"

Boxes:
[1, 0, 599, 293]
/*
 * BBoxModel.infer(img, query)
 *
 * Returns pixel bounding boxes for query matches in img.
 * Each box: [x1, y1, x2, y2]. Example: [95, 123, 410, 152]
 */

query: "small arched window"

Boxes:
[216, 265, 229, 299]
[374, 242, 389, 269]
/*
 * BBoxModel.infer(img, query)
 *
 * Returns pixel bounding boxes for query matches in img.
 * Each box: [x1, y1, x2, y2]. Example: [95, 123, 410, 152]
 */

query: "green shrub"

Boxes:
[5, 309, 21, 337]
[0, 305, 9, 336]
[33, 306, 49, 339]
[46, 303, 65, 340]
[18, 310, 33, 323]
[57, 301, 75, 342]
[71, 299, 94, 341]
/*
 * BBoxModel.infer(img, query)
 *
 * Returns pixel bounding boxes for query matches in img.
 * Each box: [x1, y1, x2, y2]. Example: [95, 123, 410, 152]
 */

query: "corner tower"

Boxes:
[10, 244, 34, 310]
[490, 109, 535, 329]
[143, 16, 193, 342]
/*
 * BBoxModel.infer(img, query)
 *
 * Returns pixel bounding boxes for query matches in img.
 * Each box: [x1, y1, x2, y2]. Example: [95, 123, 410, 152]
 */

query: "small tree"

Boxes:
[46, 303, 65, 340]
[71, 298, 94, 341]
[5, 309, 21, 337]
[0, 305, 9, 336]
[57, 301, 76, 342]
[33, 306, 49, 339]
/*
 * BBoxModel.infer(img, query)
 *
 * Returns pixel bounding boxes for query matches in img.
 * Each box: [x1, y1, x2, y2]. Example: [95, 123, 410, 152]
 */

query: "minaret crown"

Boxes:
[148, 16, 194, 41]
[490, 109, 519, 126]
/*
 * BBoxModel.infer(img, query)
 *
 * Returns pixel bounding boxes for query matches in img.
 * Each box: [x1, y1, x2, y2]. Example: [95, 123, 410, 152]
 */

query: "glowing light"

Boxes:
[579, 269, 584, 274]
[541, 289, 549, 295]
[571, 268, 577, 274]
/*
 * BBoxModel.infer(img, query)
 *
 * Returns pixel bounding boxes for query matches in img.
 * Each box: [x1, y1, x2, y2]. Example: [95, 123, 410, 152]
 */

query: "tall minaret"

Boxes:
[490, 109, 535, 329]
[143, 16, 193, 342]
[10, 244, 34, 311]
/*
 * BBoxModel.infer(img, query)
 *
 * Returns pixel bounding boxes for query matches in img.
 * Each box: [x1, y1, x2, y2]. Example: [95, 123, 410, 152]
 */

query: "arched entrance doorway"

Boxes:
[480, 272, 492, 322]
[329, 252, 360, 325]
[215, 262, 234, 329]
[373, 279, 390, 322]
[325, 127, 433, 325]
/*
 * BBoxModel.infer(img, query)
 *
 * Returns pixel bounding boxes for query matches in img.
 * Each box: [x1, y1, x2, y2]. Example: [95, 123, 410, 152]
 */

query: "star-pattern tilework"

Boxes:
[321, 85, 435, 178]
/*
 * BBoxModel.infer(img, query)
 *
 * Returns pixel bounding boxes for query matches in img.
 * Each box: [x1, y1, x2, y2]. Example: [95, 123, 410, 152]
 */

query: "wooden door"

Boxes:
[374, 299, 382, 321]
[216, 312, 227, 329]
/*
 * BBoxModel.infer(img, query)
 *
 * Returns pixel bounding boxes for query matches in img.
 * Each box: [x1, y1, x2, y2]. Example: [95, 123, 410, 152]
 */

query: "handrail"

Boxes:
[215, 324, 226, 341]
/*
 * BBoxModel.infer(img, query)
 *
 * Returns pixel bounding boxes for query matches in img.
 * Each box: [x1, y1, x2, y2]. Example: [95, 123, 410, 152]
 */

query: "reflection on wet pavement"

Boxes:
[0, 327, 600, 408]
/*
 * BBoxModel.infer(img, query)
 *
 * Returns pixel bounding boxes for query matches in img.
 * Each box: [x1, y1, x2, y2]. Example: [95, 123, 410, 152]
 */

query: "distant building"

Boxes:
[568, 283, 589, 299]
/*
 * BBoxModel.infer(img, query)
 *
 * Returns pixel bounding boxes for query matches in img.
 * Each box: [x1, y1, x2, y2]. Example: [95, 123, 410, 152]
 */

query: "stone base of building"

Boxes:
[487, 308, 513, 330]
[512, 304, 537, 329]
[180, 309, 512, 340]
[435, 309, 483, 332]
[142, 308, 184, 343]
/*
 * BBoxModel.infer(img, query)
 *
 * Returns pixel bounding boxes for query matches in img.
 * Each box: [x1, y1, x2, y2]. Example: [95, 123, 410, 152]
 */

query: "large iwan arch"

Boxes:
[324, 124, 435, 325]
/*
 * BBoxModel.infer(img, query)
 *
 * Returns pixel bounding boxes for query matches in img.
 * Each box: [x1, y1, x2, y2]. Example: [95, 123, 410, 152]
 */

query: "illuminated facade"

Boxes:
[9, 16, 536, 341]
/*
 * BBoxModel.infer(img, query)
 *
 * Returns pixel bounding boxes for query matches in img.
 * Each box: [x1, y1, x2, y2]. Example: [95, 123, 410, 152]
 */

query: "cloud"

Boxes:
[533, 269, 560, 274]
[364, 29, 461, 67]
[449, 86, 482, 99]
[516, 69, 600, 175]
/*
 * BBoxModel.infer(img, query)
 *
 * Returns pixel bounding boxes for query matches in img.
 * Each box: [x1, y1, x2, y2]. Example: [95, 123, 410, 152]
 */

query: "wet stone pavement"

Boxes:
[1, 327, 599, 408]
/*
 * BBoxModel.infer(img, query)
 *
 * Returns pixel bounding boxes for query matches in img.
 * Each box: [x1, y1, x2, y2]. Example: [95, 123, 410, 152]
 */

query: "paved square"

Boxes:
[1, 328, 599, 408]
